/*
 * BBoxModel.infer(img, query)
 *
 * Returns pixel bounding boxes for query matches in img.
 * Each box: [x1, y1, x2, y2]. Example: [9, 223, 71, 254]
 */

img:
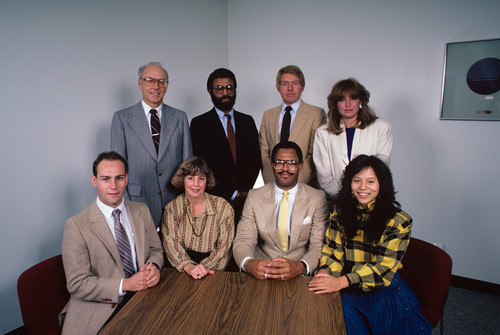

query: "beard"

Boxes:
[210, 92, 236, 112]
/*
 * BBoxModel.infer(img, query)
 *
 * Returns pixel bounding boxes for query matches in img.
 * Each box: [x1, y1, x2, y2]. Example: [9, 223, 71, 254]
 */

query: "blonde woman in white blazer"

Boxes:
[313, 78, 392, 199]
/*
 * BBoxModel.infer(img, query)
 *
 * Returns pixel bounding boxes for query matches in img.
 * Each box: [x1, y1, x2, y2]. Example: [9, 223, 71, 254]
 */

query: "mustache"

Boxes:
[278, 170, 294, 176]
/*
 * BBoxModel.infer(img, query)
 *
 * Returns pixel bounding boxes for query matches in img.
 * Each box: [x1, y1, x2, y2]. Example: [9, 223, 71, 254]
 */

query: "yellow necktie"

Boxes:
[277, 190, 289, 252]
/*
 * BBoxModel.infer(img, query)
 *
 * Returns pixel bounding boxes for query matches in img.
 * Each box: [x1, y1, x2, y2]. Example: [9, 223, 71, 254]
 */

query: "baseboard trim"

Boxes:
[451, 275, 500, 296]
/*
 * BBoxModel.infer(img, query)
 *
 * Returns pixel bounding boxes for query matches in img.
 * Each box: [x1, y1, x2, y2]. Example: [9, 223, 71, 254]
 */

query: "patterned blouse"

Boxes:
[317, 200, 412, 292]
[161, 193, 234, 271]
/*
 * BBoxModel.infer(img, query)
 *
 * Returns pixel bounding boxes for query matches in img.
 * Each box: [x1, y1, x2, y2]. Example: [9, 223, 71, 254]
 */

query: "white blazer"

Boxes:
[313, 118, 393, 198]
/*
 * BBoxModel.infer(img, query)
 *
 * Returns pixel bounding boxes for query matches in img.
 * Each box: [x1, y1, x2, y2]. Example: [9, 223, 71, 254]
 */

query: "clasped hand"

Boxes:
[246, 257, 304, 281]
[122, 262, 160, 292]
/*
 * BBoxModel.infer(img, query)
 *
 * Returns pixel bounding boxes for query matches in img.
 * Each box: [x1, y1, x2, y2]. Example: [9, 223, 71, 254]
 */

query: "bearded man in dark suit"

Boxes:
[190, 68, 261, 224]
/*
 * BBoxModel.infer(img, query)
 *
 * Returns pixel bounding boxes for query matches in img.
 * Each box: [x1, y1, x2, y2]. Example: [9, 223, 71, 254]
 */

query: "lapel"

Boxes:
[262, 184, 282, 250]
[339, 121, 350, 166]
[125, 200, 145, 265]
[157, 104, 179, 161]
[289, 101, 308, 141]
[207, 108, 235, 166]
[289, 184, 307, 250]
[89, 201, 123, 267]
[270, 107, 281, 145]
[127, 102, 158, 161]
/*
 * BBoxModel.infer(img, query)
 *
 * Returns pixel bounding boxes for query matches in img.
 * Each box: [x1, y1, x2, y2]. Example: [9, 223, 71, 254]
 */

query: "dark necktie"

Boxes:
[112, 209, 135, 278]
[225, 114, 237, 166]
[150, 109, 161, 153]
[280, 106, 292, 142]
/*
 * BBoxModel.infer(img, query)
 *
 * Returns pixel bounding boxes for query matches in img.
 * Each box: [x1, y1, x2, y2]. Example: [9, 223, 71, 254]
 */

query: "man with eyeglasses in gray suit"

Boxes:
[111, 62, 192, 228]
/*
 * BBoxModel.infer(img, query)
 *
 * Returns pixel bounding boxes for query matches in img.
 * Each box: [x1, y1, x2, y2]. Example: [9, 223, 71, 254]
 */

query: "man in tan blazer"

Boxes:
[259, 65, 326, 186]
[60, 152, 164, 335]
[233, 141, 328, 280]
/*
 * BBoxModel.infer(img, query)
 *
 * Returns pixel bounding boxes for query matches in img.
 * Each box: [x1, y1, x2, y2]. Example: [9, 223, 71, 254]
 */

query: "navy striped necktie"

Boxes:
[112, 209, 135, 278]
[150, 109, 161, 153]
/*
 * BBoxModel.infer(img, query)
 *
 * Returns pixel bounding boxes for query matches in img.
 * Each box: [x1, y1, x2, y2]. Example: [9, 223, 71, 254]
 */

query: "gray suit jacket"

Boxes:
[60, 200, 164, 335]
[232, 183, 328, 273]
[111, 102, 192, 226]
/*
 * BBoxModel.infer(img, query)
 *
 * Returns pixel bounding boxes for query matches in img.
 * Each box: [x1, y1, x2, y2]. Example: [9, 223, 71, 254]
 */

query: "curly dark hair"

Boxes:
[333, 155, 400, 242]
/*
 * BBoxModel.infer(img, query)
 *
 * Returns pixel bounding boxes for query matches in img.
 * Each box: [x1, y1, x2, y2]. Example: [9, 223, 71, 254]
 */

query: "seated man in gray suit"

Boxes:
[111, 61, 192, 227]
[233, 141, 328, 280]
[60, 152, 164, 334]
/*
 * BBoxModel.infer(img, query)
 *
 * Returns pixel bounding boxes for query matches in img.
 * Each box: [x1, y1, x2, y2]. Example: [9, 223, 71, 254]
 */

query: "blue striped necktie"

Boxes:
[112, 209, 135, 278]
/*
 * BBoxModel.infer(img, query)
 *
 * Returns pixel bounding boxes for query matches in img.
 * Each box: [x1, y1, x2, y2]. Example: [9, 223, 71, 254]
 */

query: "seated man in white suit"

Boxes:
[232, 141, 328, 280]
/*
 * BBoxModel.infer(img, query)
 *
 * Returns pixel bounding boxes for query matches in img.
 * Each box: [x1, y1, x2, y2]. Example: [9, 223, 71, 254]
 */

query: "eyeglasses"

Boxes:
[142, 77, 168, 87]
[272, 159, 300, 170]
[213, 85, 235, 94]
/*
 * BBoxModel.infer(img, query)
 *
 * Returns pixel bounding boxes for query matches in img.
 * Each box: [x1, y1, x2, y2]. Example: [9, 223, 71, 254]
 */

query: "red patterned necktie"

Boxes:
[225, 113, 237, 166]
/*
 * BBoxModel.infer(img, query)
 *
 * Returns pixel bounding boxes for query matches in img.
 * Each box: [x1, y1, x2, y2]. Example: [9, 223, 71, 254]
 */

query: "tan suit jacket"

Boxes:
[259, 101, 326, 185]
[232, 183, 328, 273]
[60, 200, 164, 335]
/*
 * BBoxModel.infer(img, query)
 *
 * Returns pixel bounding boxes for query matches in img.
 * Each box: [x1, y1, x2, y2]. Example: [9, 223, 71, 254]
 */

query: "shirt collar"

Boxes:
[274, 182, 299, 197]
[356, 199, 376, 212]
[215, 107, 234, 119]
[141, 100, 163, 118]
[281, 99, 302, 113]
[182, 193, 215, 216]
[96, 197, 125, 219]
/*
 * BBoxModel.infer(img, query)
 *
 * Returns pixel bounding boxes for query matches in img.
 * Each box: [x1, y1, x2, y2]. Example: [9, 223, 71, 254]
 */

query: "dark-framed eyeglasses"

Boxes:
[214, 85, 235, 94]
[142, 77, 168, 87]
[272, 159, 300, 170]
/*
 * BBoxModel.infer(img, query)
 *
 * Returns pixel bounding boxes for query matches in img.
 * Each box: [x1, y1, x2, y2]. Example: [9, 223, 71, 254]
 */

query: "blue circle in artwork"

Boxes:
[466, 57, 500, 95]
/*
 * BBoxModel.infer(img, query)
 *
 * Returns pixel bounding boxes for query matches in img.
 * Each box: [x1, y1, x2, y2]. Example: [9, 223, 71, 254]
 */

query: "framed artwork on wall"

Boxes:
[440, 38, 500, 121]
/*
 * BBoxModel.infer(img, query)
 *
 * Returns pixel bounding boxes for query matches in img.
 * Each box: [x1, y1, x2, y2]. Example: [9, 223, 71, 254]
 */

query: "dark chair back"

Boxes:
[17, 254, 70, 335]
[400, 237, 452, 329]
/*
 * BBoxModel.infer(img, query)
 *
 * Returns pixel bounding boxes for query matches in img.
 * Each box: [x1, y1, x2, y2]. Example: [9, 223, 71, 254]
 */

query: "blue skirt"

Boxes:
[341, 272, 431, 335]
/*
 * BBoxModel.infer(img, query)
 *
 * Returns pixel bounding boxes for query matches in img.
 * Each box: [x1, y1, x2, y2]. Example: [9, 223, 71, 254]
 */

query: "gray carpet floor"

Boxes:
[432, 286, 500, 334]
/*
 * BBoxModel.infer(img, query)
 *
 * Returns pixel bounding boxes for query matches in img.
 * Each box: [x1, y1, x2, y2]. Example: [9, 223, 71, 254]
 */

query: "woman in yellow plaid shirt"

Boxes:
[309, 155, 431, 334]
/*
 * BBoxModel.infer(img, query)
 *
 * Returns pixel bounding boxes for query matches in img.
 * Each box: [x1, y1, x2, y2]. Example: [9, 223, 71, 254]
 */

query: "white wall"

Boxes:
[1, 0, 499, 332]
[0, 0, 227, 332]
[228, 0, 500, 285]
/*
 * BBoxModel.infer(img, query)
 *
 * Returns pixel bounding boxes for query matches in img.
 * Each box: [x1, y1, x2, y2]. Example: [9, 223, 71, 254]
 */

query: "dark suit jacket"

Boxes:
[60, 200, 164, 335]
[111, 101, 192, 227]
[190, 108, 261, 201]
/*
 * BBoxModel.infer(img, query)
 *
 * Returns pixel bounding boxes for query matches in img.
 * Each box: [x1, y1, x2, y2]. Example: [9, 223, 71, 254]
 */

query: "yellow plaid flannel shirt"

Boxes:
[318, 201, 412, 292]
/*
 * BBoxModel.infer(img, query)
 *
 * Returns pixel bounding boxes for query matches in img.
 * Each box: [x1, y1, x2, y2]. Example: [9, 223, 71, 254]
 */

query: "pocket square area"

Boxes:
[302, 216, 312, 225]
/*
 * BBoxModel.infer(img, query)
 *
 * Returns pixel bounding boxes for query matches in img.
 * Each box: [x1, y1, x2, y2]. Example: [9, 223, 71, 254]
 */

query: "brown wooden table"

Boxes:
[100, 268, 346, 335]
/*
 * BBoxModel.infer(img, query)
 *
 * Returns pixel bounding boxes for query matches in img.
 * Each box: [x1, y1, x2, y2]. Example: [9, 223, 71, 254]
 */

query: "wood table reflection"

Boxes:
[100, 268, 346, 335]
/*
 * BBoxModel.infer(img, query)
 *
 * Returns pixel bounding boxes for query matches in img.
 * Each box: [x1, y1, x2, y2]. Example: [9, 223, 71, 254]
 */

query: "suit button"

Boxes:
[159, 172, 163, 176]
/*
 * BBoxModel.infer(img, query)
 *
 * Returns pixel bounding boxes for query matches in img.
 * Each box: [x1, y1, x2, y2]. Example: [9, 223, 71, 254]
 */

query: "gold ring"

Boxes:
[281, 274, 284, 280]
[264, 273, 268, 279]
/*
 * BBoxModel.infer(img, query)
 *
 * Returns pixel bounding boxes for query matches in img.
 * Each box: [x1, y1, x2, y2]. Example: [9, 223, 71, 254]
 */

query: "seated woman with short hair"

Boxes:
[308, 155, 431, 334]
[161, 156, 234, 279]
